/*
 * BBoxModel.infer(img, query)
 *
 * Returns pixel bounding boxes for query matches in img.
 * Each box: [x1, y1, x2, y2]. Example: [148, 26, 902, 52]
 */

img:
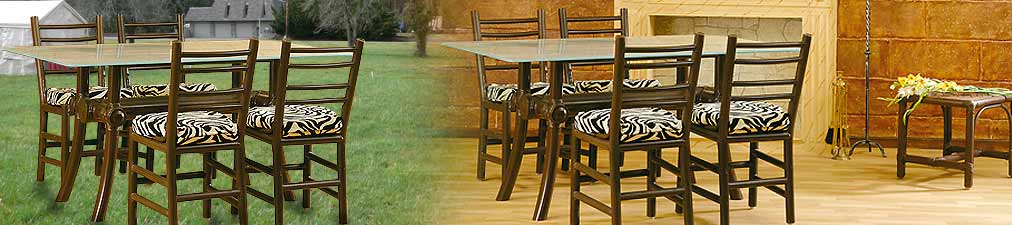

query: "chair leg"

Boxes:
[202, 152, 213, 219]
[784, 139, 795, 224]
[748, 141, 759, 208]
[337, 142, 349, 225]
[680, 142, 694, 225]
[501, 110, 512, 177]
[145, 147, 155, 171]
[126, 139, 138, 225]
[561, 127, 571, 172]
[646, 148, 658, 218]
[37, 111, 49, 182]
[609, 148, 622, 225]
[569, 136, 581, 225]
[588, 145, 598, 169]
[477, 107, 489, 180]
[270, 144, 286, 225]
[166, 152, 179, 225]
[302, 145, 312, 209]
[718, 142, 731, 225]
[235, 146, 250, 225]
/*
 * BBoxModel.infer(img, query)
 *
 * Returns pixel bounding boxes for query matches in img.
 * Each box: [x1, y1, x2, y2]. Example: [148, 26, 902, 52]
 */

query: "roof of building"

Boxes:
[186, 0, 275, 22]
[0, 0, 85, 28]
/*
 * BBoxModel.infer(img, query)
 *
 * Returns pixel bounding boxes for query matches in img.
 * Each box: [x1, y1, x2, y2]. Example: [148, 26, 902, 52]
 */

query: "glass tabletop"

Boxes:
[441, 35, 800, 63]
[2, 40, 350, 67]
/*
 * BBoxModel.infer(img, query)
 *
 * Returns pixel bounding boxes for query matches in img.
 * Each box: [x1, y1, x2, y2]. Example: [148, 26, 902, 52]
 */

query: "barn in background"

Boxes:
[185, 0, 276, 39]
[0, 0, 87, 76]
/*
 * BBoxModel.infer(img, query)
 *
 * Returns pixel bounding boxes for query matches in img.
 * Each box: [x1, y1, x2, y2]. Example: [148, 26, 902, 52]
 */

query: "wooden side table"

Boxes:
[897, 93, 1012, 188]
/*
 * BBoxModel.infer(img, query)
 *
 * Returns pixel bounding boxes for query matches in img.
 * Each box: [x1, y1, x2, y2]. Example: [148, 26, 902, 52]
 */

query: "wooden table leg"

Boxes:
[92, 66, 124, 222]
[964, 107, 975, 189]
[897, 100, 908, 178]
[55, 67, 91, 202]
[496, 62, 532, 201]
[533, 61, 566, 221]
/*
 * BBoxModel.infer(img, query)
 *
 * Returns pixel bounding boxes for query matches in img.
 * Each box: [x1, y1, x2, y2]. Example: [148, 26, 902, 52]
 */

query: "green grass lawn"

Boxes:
[0, 41, 452, 224]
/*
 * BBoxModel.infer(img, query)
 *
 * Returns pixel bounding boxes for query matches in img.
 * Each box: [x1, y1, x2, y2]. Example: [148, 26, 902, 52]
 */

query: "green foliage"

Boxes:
[272, 0, 398, 41]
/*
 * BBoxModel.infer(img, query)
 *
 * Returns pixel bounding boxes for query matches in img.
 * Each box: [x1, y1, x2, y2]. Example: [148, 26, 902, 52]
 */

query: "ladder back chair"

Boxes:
[126, 39, 259, 225]
[30, 15, 154, 183]
[687, 34, 812, 225]
[570, 33, 705, 225]
[244, 39, 364, 225]
[117, 14, 216, 96]
[471, 10, 559, 180]
[558, 8, 657, 170]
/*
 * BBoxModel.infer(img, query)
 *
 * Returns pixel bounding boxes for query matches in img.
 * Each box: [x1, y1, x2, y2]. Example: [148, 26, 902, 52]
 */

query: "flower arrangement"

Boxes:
[882, 74, 1012, 123]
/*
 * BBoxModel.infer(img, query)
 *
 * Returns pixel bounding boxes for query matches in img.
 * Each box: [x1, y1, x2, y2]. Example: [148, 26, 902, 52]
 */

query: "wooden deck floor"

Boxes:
[434, 138, 1012, 225]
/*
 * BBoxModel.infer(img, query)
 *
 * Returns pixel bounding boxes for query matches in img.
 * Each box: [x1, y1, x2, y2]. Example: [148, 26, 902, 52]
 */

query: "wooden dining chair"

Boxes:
[471, 10, 567, 180]
[30, 15, 156, 183]
[570, 33, 705, 225]
[687, 34, 812, 225]
[117, 14, 216, 96]
[244, 39, 363, 225]
[558, 8, 660, 170]
[126, 39, 259, 225]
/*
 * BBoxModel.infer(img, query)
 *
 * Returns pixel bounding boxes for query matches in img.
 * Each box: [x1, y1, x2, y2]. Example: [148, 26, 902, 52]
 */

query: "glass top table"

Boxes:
[4, 40, 348, 67]
[443, 34, 803, 221]
[442, 35, 799, 63]
[3, 39, 348, 223]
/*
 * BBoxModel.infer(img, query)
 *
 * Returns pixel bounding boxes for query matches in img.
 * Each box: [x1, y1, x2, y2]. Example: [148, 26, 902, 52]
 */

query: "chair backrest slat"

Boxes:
[608, 33, 705, 144]
[715, 34, 814, 135]
[273, 39, 365, 138]
[471, 10, 547, 102]
[117, 14, 184, 43]
[559, 8, 628, 39]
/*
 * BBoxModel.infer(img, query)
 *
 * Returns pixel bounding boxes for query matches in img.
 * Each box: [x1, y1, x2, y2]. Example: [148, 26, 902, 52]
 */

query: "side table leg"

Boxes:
[897, 100, 907, 178]
[964, 107, 975, 189]
[496, 62, 532, 201]
[56, 67, 90, 202]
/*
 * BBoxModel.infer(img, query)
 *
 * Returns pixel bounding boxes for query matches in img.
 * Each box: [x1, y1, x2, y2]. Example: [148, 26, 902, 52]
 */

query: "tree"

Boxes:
[404, 0, 435, 57]
[304, 0, 383, 46]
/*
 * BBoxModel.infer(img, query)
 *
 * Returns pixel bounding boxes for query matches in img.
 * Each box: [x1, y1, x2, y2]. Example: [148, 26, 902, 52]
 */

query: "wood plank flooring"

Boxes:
[434, 138, 1012, 225]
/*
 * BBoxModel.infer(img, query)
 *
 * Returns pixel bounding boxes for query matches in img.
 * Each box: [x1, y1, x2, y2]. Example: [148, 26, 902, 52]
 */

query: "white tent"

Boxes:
[0, 0, 87, 76]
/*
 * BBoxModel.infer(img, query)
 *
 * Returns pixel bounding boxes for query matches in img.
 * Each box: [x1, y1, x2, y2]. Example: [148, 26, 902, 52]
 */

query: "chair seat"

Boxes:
[247, 105, 343, 138]
[486, 82, 577, 103]
[573, 107, 684, 143]
[573, 79, 661, 93]
[44, 86, 136, 106]
[691, 101, 791, 135]
[131, 111, 239, 146]
[130, 83, 217, 97]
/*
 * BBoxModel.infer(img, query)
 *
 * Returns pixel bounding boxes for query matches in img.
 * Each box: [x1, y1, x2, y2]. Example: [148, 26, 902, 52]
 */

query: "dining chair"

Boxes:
[570, 33, 705, 225]
[116, 14, 216, 96]
[471, 9, 570, 180]
[688, 34, 812, 225]
[30, 15, 156, 182]
[126, 39, 259, 225]
[558, 8, 663, 171]
[244, 39, 363, 225]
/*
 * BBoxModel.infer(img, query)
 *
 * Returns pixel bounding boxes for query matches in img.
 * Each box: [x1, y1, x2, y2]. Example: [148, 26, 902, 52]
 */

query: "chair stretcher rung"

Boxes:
[206, 159, 235, 177]
[177, 189, 240, 202]
[131, 193, 168, 216]
[572, 162, 610, 185]
[131, 165, 167, 186]
[619, 187, 687, 200]
[306, 152, 340, 171]
[754, 150, 785, 168]
[573, 192, 612, 216]
[282, 179, 340, 191]
[247, 187, 274, 203]
[728, 177, 786, 189]
[305, 177, 341, 198]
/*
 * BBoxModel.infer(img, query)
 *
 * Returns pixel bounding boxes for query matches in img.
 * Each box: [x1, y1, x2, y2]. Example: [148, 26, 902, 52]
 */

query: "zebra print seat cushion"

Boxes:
[130, 111, 239, 146]
[573, 107, 684, 143]
[247, 105, 343, 138]
[573, 79, 661, 93]
[131, 83, 218, 97]
[44, 87, 136, 106]
[691, 101, 791, 135]
[486, 82, 577, 103]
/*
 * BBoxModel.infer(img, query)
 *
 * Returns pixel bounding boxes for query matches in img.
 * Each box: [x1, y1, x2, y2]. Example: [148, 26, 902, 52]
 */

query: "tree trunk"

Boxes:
[414, 31, 428, 57]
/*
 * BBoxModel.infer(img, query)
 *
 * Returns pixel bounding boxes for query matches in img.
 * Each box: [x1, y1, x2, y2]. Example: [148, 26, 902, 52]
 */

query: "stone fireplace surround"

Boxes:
[617, 0, 837, 144]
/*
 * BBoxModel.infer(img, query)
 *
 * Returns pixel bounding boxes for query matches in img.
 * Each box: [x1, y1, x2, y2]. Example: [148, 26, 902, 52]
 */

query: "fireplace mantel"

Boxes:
[617, 0, 837, 144]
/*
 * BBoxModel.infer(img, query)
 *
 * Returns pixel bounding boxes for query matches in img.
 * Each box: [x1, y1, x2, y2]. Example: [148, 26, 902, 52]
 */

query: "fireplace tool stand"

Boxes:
[850, 0, 887, 157]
